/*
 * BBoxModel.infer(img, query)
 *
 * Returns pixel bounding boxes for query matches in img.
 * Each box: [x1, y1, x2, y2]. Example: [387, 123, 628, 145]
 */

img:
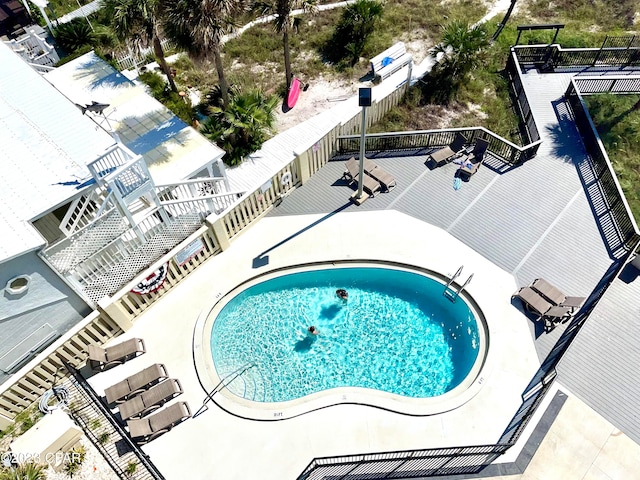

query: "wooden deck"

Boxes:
[269, 69, 640, 443]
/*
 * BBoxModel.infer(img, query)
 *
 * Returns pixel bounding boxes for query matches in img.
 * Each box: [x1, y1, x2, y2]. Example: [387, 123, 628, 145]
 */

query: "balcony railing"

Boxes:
[337, 127, 541, 166]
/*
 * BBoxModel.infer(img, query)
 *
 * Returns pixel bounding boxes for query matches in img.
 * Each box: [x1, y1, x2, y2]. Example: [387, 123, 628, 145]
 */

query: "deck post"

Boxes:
[0, 412, 14, 430]
[294, 149, 311, 185]
[97, 298, 134, 332]
[207, 216, 231, 251]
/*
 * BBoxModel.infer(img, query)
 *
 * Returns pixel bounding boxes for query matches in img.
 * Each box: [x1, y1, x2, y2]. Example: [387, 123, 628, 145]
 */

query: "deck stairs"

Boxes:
[59, 177, 242, 237]
[44, 144, 246, 303]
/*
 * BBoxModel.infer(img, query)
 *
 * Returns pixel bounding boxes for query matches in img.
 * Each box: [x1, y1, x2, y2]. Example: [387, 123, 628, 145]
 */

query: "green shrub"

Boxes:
[140, 71, 168, 97]
[200, 89, 279, 166]
[54, 18, 96, 54]
[125, 461, 138, 475]
[97, 431, 110, 444]
[138, 71, 196, 124]
[64, 445, 86, 477]
[1, 462, 45, 480]
[323, 0, 384, 67]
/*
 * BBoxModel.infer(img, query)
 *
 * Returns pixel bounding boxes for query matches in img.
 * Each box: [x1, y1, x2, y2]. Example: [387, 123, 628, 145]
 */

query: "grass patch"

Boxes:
[222, 0, 486, 95]
[47, 0, 86, 18]
[527, 0, 638, 33]
[373, 17, 522, 142]
[584, 94, 640, 222]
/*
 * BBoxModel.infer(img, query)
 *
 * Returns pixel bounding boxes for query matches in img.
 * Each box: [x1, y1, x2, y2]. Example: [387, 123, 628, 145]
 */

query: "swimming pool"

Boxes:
[205, 265, 487, 414]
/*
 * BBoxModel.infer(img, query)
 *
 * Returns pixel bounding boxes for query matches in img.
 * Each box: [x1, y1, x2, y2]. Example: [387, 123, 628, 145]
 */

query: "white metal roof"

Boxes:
[44, 52, 225, 184]
[0, 42, 116, 263]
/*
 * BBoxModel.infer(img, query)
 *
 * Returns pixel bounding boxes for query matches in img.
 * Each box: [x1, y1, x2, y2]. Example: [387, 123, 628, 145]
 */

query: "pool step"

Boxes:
[239, 367, 267, 402]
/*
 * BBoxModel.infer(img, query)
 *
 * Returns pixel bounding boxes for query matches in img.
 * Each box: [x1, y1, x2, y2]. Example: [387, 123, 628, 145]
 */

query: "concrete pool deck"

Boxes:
[87, 210, 541, 479]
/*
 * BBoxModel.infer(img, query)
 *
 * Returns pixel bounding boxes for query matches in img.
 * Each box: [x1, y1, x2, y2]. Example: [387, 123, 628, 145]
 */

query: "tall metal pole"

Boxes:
[357, 105, 367, 199]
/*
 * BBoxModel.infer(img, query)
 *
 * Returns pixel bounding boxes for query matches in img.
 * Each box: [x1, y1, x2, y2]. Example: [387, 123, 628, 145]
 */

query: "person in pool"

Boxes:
[336, 288, 348, 300]
[308, 326, 319, 335]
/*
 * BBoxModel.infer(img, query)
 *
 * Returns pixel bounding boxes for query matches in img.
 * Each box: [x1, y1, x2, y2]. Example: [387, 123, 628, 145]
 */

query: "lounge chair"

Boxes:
[513, 287, 573, 331]
[369, 165, 396, 192]
[118, 378, 183, 421]
[105, 363, 169, 404]
[531, 278, 585, 311]
[127, 401, 191, 443]
[343, 157, 382, 197]
[363, 160, 396, 192]
[457, 138, 490, 177]
[88, 338, 146, 371]
[513, 287, 553, 317]
[427, 133, 468, 165]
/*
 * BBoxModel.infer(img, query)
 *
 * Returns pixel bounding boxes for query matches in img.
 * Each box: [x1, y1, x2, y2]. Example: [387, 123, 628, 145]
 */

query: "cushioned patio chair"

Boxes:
[365, 162, 396, 192]
[531, 278, 586, 312]
[343, 157, 382, 197]
[118, 378, 183, 421]
[513, 287, 553, 317]
[427, 132, 468, 165]
[127, 401, 191, 444]
[457, 138, 490, 178]
[105, 363, 169, 404]
[513, 287, 573, 331]
[88, 338, 146, 371]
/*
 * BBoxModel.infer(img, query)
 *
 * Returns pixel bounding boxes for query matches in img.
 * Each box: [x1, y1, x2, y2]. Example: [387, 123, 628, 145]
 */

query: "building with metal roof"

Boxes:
[0, 42, 237, 383]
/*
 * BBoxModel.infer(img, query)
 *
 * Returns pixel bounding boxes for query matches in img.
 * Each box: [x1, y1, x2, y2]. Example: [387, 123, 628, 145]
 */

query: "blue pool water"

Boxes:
[210, 267, 481, 402]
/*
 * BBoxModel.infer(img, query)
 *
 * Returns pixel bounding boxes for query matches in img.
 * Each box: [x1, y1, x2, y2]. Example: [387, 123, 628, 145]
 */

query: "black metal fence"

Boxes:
[505, 50, 540, 144]
[512, 42, 640, 70]
[571, 75, 640, 95]
[298, 444, 511, 480]
[64, 363, 166, 480]
[564, 79, 640, 257]
[337, 127, 541, 166]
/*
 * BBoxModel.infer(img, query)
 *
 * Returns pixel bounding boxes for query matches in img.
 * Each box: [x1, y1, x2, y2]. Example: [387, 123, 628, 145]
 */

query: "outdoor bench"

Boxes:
[370, 42, 412, 82]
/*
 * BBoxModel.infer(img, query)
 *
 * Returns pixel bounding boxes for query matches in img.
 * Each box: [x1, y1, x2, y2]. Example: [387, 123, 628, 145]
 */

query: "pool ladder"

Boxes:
[444, 266, 473, 302]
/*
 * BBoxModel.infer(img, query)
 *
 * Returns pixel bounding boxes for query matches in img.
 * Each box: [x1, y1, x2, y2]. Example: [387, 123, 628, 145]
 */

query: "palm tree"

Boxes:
[162, 0, 248, 109]
[104, 0, 178, 92]
[431, 20, 490, 80]
[253, 0, 317, 90]
[336, 0, 383, 65]
[422, 20, 490, 103]
[200, 89, 279, 165]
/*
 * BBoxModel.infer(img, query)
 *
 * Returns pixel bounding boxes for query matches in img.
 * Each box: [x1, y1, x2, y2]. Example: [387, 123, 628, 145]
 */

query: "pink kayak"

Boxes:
[286, 77, 301, 109]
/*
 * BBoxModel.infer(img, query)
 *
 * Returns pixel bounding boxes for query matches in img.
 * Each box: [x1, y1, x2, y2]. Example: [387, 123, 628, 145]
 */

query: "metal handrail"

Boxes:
[194, 362, 257, 417]
[444, 266, 463, 295]
[451, 273, 474, 301]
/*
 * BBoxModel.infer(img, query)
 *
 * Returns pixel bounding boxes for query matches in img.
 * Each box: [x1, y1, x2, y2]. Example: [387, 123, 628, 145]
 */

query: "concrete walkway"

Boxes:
[490, 388, 640, 480]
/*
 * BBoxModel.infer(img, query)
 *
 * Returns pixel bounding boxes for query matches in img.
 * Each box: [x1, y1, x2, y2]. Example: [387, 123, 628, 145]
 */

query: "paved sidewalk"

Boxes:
[56, 0, 101, 24]
[490, 392, 640, 480]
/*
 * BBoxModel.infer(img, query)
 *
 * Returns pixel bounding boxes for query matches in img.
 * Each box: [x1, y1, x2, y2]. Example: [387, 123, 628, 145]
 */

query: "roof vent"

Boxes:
[5, 275, 31, 296]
